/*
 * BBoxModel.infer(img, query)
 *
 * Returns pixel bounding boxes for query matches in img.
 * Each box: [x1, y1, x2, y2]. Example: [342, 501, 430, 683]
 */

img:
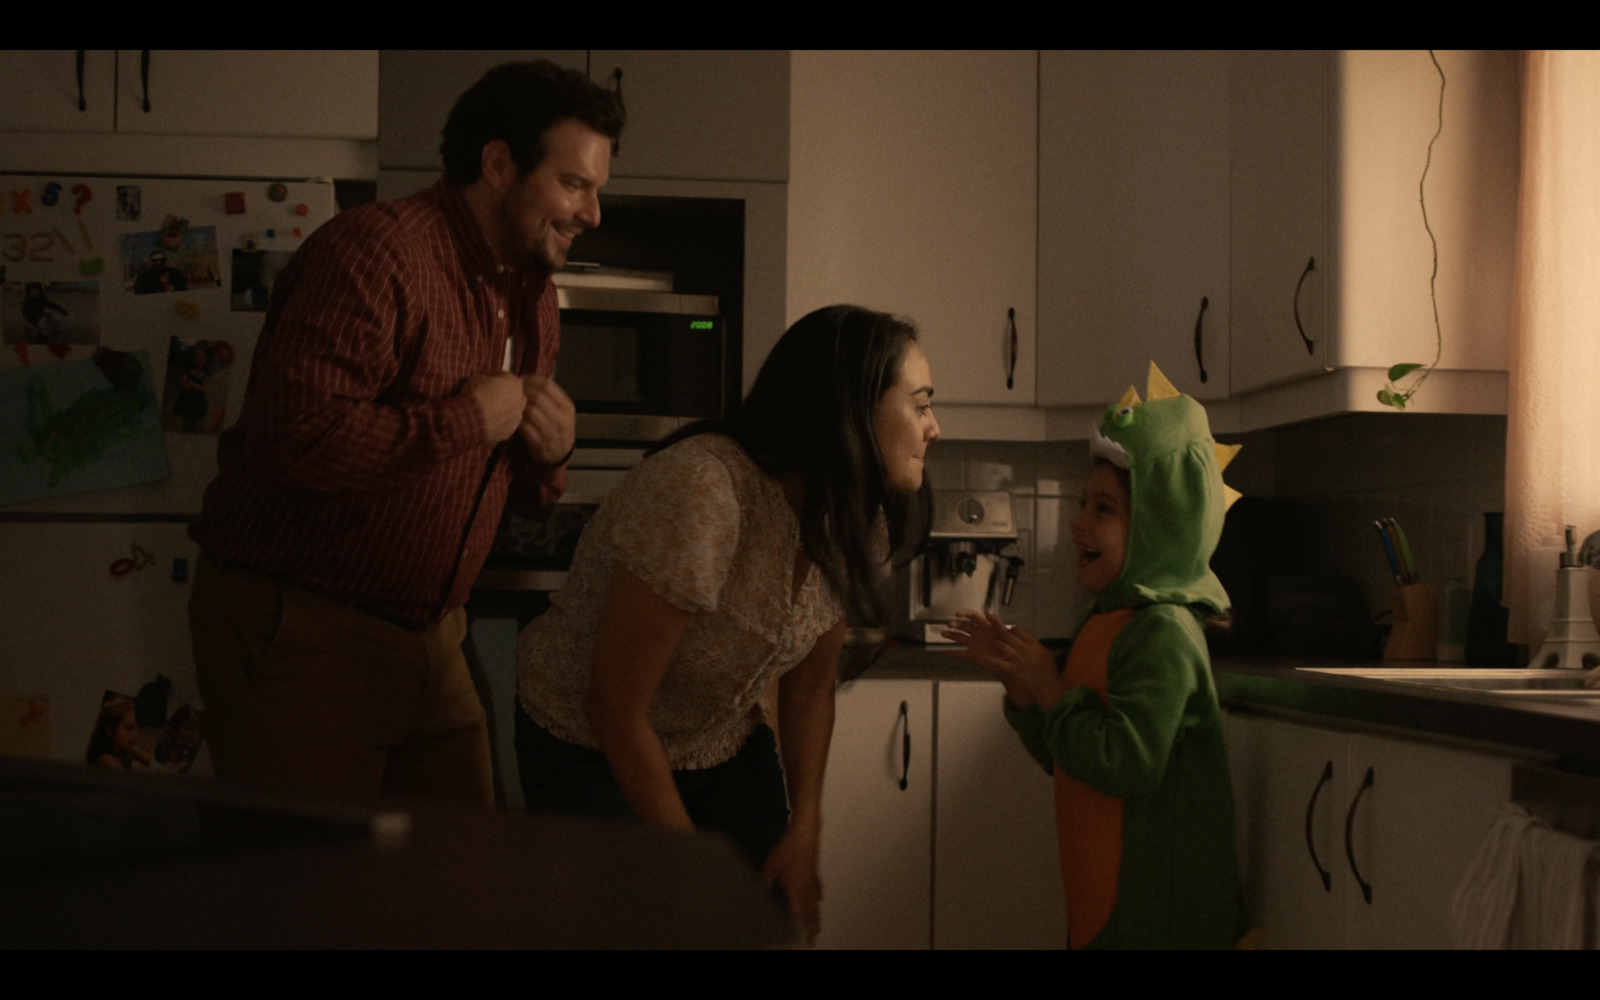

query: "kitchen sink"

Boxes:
[1295, 667, 1600, 699]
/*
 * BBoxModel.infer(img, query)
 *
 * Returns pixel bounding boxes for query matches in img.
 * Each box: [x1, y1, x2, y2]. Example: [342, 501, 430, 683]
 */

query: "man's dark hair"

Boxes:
[440, 61, 626, 185]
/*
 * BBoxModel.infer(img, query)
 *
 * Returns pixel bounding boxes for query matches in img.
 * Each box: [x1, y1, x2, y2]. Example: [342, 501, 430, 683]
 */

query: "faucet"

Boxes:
[1569, 529, 1600, 684]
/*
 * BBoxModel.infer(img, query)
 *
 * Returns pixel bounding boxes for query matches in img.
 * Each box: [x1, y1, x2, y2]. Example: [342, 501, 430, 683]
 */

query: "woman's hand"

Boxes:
[769, 620, 844, 946]
[760, 825, 823, 945]
[942, 611, 1066, 710]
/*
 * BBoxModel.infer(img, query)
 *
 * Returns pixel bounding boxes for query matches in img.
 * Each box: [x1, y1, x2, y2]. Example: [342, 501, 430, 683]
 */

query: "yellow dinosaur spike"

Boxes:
[1116, 384, 1141, 409]
[1223, 484, 1242, 512]
[1215, 442, 1241, 472]
[1146, 362, 1180, 401]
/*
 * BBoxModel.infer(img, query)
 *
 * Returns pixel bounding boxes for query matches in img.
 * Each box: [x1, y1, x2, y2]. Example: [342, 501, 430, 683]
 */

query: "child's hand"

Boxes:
[942, 611, 1066, 709]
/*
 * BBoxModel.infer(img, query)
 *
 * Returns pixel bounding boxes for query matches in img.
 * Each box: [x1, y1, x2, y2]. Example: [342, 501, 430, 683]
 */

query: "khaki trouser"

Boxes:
[189, 553, 494, 807]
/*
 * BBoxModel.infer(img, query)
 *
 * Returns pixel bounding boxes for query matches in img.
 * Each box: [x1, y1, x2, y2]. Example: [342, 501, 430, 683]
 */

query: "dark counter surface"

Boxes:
[842, 637, 1074, 683]
[1214, 660, 1600, 772]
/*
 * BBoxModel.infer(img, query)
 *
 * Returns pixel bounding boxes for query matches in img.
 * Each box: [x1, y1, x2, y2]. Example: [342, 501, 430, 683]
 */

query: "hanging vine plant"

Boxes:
[1378, 50, 1446, 411]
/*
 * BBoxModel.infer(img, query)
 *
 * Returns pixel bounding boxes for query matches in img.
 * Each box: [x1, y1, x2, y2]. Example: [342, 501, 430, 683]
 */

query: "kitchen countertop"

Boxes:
[1214, 660, 1598, 772]
[852, 642, 1600, 773]
[843, 636, 1076, 683]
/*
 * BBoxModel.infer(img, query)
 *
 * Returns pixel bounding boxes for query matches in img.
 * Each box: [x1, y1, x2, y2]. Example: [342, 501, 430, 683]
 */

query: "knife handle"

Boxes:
[1374, 521, 1403, 585]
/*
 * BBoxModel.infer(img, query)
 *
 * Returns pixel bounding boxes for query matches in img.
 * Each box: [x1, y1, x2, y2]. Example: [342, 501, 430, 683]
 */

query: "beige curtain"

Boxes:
[1505, 50, 1600, 643]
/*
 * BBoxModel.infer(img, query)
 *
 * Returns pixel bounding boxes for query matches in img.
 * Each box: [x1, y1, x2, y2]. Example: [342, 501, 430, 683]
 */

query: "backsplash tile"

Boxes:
[912, 413, 1507, 646]
[1262, 413, 1507, 633]
[920, 439, 1093, 637]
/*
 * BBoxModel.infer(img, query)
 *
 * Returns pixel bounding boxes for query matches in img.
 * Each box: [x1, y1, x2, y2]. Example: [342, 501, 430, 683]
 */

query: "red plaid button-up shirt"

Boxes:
[190, 178, 566, 625]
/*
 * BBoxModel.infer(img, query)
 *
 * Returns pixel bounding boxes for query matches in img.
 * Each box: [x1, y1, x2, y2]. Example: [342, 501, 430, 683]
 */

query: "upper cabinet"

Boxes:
[1229, 51, 1330, 395]
[1230, 50, 1521, 399]
[787, 50, 1037, 406]
[588, 51, 788, 183]
[0, 50, 117, 133]
[0, 51, 378, 140]
[379, 50, 787, 184]
[1038, 50, 1232, 407]
[379, 51, 588, 171]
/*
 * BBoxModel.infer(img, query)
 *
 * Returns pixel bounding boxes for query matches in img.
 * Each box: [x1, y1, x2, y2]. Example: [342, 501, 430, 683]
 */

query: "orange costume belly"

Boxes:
[1053, 607, 1133, 948]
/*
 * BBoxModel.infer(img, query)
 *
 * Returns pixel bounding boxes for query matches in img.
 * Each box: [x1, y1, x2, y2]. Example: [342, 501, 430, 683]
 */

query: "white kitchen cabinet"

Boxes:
[1229, 50, 1520, 402]
[787, 50, 1037, 406]
[1228, 50, 1330, 396]
[933, 680, 1068, 949]
[587, 51, 788, 183]
[0, 51, 376, 140]
[379, 51, 786, 184]
[1037, 50, 1232, 406]
[1225, 710, 1521, 949]
[0, 51, 117, 134]
[816, 677, 1066, 950]
[114, 51, 376, 140]
[378, 51, 587, 171]
[816, 677, 934, 949]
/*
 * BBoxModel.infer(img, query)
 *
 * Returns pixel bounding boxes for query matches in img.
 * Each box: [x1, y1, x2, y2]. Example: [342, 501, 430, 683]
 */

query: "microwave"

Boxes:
[557, 286, 728, 444]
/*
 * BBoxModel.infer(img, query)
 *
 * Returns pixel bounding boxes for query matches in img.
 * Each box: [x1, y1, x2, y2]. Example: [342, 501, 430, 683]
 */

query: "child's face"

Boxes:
[111, 711, 139, 751]
[1071, 462, 1130, 594]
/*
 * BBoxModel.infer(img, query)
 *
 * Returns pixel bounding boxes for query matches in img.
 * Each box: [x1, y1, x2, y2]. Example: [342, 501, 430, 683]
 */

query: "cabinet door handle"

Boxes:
[1005, 307, 1018, 390]
[897, 700, 911, 791]
[1293, 256, 1316, 355]
[1193, 295, 1210, 384]
[1304, 760, 1333, 892]
[75, 51, 87, 112]
[607, 67, 624, 155]
[1344, 765, 1375, 904]
[140, 50, 151, 113]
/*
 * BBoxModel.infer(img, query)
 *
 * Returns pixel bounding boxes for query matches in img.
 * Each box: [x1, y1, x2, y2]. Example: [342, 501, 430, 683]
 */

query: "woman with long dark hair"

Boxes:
[514, 304, 938, 942]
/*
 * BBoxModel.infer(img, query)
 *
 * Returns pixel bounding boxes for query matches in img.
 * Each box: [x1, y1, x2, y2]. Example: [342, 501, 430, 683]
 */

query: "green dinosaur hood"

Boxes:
[1087, 363, 1235, 615]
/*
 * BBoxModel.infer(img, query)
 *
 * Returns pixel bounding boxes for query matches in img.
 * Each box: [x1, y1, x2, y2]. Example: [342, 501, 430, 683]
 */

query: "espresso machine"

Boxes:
[892, 490, 1025, 644]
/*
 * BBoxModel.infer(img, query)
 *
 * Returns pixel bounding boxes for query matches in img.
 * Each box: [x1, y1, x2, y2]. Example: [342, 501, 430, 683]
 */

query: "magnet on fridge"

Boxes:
[292, 228, 302, 237]
[41, 182, 61, 207]
[294, 203, 309, 216]
[79, 257, 105, 276]
[109, 557, 135, 577]
[172, 557, 188, 583]
[174, 298, 201, 319]
[265, 229, 276, 239]
[224, 192, 246, 214]
[268, 183, 288, 203]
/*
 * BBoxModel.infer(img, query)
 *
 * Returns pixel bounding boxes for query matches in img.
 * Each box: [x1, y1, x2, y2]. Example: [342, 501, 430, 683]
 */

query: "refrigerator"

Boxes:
[0, 173, 337, 771]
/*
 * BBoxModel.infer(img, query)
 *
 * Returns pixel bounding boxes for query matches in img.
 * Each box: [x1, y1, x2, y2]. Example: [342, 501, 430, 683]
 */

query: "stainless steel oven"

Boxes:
[558, 285, 727, 444]
[474, 274, 726, 596]
[475, 463, 631, 595]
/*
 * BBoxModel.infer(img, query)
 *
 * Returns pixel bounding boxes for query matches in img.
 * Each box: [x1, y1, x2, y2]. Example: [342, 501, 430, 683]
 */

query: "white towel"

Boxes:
[1515, 820, 1595, 949]
[1452, 802, 1598, 949]
[1452, 803, 1536, 949]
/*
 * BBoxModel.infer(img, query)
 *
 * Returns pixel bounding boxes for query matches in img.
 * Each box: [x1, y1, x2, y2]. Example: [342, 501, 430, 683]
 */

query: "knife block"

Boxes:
[1384, 582, 1438, 661]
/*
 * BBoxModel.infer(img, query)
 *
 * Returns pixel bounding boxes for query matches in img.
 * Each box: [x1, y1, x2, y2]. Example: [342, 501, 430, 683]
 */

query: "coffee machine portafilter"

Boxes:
[892, 490, 1025, 644]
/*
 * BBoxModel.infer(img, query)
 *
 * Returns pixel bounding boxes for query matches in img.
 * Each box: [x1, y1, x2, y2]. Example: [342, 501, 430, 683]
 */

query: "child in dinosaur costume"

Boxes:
[944, 362, 1243, 949]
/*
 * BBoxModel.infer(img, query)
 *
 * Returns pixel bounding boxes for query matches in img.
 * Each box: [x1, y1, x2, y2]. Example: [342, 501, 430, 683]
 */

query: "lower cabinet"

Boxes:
[1224, 710, 1522, 949]
[816, 677, 1067, 949]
